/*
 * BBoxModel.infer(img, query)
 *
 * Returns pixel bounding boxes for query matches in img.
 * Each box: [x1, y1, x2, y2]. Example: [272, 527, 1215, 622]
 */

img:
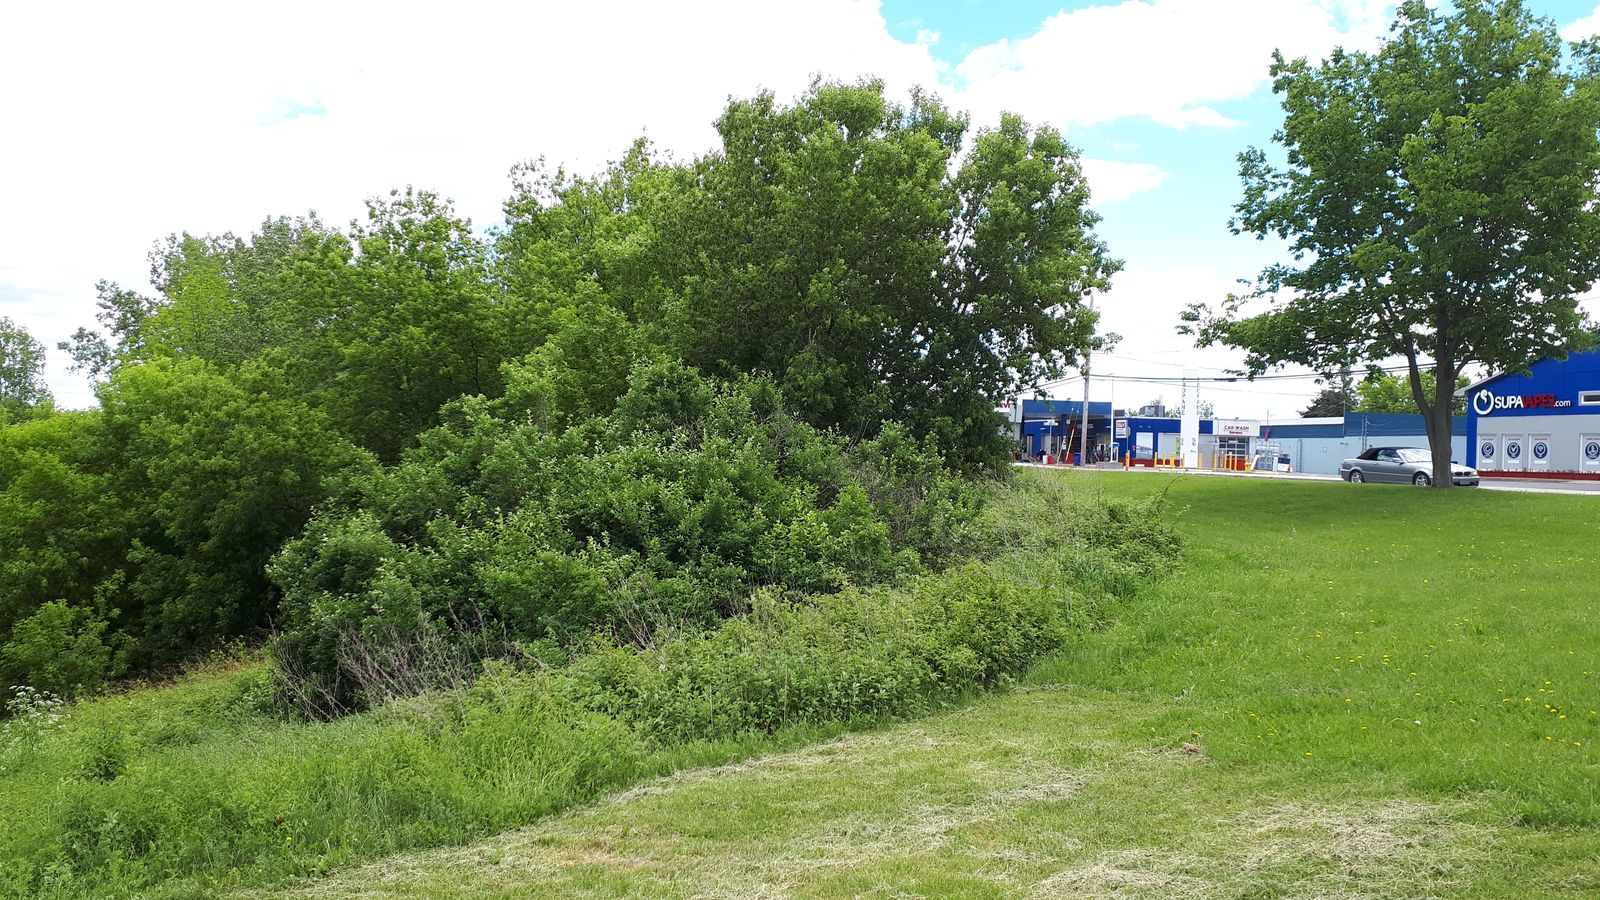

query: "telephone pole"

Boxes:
[1079, 295, 1095, 465]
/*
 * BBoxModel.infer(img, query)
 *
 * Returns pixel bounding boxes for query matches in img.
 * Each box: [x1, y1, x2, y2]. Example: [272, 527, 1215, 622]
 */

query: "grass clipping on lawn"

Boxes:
[284, 688, 1488, 900]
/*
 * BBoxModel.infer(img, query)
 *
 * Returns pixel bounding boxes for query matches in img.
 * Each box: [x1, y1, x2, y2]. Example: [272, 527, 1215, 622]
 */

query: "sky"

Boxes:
[4, 0, 1600, 419]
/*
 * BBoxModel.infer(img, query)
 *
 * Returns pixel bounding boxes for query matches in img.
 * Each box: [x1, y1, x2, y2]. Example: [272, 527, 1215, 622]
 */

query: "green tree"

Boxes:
[1184, 0, 1600, 486]
[58, 281, 166, 380]
[325, 190, 507, 459]
[1300, 374, 1355, 417]
[0, 412, 128, 646]
[94, 359, 373, 660]
[0, 316, 52, 418]
[497, 139, 671, 332]
[621, 81, 1116, 471]
[1355, 370, 1467, 415]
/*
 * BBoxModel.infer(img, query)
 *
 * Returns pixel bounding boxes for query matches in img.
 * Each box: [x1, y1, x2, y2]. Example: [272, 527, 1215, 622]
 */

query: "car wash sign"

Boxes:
[1472, 388, 1570, 416]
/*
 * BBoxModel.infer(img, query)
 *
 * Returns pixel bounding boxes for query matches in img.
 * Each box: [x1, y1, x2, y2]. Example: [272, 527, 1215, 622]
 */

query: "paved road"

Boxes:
[1479, 477, 1600, 495]
[1019, 462, 1600, 495]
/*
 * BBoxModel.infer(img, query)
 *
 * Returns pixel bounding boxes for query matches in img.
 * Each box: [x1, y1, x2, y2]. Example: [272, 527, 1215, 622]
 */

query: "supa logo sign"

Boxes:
[1472, 388, 1570, 416]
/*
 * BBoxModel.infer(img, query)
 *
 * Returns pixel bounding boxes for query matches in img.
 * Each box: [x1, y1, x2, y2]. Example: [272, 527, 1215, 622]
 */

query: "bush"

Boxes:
[270, 362, 973, 715]
[0, 603, 118, 699]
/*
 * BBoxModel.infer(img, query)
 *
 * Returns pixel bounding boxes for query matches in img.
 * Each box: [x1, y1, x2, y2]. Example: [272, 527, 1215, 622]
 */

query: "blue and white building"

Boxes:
[1114, 415, 1261, 464]
[1260, 413, 1468, 476]
[1007, 398, 1114, 461]
[1006, 395, 1478, 475]
[1462, 348, 1600, 478]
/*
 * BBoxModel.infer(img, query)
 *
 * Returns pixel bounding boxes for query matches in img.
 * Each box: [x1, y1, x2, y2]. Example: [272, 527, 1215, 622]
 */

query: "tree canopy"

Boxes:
[0, 316, 52, 420]
[1299, 374, 1355, 417]
[504, 81, 1118, 469]
[1355, 370, 1467, 415]
[1184, 0, 1600, 485]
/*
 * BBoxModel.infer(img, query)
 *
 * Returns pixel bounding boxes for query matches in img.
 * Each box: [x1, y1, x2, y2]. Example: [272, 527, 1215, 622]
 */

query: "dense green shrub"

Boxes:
[0, 603, 118, 698]
[0, 362, 371, 691]
[270, 359, 982, 715]
[0, 413, 127, 656]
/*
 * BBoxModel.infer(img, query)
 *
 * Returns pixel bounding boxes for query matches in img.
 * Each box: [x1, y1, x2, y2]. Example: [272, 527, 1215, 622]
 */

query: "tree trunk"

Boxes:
[1402, 347, 1455, 490]
[1427, 373, 1456, 489]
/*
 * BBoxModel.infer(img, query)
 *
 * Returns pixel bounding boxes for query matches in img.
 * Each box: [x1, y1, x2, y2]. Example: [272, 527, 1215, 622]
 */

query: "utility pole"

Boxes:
[1079, 363, 1092, 464]
[1079, 352, 1093, 463]
[1078, 294, 1096, 465]
[1107, 374, 1117, 460]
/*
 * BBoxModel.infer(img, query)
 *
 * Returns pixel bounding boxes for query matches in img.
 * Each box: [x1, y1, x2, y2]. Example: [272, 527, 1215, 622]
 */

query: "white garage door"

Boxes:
[1501, 434, 1525, 472]
[1583, 435, 1600, 473]
[1478, 436, 1499, 470]
[1529, 434, 1551, 470]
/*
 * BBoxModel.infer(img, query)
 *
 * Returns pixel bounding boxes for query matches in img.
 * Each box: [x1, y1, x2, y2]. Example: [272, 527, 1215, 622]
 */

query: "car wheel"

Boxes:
[1413, 472, 1431, 486]
[1349, 470, 1363, 484]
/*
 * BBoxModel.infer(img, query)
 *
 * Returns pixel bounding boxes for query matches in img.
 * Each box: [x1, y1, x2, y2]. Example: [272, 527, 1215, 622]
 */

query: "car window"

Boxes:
[1377, 450, 1398, 462]
[1398, 449, 1430, 463]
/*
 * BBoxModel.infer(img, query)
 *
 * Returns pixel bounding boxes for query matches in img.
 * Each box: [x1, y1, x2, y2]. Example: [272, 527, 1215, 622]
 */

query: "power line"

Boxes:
[1024, 360, 1428, 396]
[1066, 363, 1418, 384]
[1100, 353, 1240, 372]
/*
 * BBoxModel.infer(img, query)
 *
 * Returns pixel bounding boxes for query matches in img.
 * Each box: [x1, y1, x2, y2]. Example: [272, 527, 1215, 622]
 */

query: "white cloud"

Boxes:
[1090, 266, 1329, 420]
[1562, 5, 1600, 41]
[952, 0, 1393, 131]
[1080, 158, 1171, 204]
[0, 0, 1396, 407]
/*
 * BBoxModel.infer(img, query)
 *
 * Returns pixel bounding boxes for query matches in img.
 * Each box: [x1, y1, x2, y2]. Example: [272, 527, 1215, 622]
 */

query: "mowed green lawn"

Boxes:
[281, 472, 1600, 898]
[1040, 473, 1600, 826]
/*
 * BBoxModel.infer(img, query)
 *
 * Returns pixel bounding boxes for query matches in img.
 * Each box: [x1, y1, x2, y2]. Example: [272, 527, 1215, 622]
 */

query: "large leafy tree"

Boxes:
[1299, 373, 1355, 417]
[0, 316, 52, 419]
[623, 81, 1117, 470]
[65, 199, 515, 462]
[93, 359, 372, 659]
[1185, 0, 1600, 485]
[1356, 370, 1467, 415]
[0, 412, 126, 657]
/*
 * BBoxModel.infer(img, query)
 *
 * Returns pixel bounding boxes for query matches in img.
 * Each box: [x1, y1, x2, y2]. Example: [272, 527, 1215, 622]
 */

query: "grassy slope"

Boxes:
[281, 472, 1600, 898]
[3, 470, 1141, 898]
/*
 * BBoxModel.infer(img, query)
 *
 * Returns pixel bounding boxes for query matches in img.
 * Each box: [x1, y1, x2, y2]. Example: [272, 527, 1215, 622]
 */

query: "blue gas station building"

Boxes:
[1016, 398, 1113, 462]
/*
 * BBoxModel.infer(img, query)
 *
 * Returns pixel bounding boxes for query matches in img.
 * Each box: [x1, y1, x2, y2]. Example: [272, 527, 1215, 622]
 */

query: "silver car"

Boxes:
[1339, 447, 1479, 486]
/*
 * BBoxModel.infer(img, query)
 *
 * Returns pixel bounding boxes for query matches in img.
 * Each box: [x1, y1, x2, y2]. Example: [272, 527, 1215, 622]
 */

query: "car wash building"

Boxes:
[1114, 416, 1262, 466]
[1463, 348, 1600, 478]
